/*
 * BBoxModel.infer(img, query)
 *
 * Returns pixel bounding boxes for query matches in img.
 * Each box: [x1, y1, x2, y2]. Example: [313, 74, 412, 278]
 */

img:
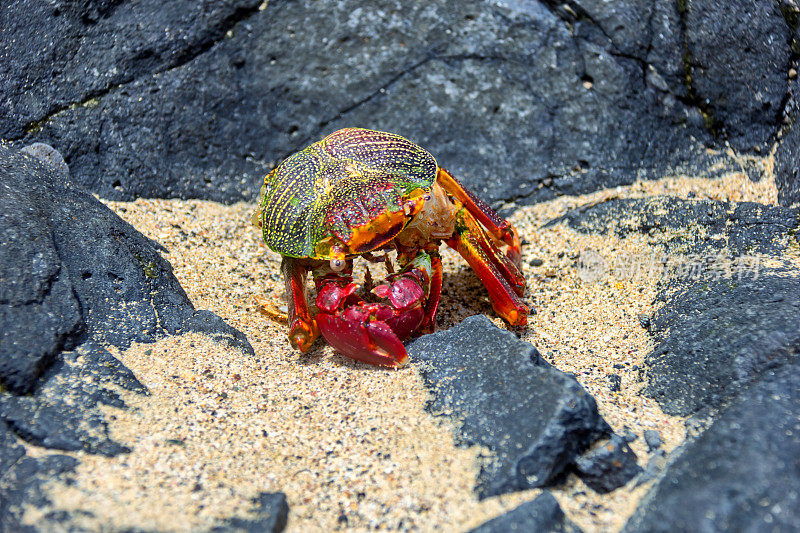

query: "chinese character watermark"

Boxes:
[577, 250, 762, 283]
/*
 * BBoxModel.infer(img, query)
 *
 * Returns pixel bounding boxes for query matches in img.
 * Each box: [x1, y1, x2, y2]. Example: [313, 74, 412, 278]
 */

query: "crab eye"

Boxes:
[330, 258, 345, 272]
[423, 194, 432, 201]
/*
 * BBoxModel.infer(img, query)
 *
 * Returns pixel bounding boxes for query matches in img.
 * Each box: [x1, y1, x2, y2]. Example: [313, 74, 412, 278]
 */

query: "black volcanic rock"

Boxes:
[0, 0, 264, 141]
[0, 144, 252, 456]
[406, 315, 638, 498]
[643, 430, 662, 452]
[4, 0, 794, 204]
[0, 137, 259, 529]
[546, 197, 799, 257]
[775, 107, 800, 209]
[470, 492, 582, 533]
[574, 433, 642, 493]
[0, 422, 25, 478]
[553, 196, 800, 416]
[0, 443, 80, 533]
[215, 492, 290, 533]
[776, 76, 800, 208]
[624, 360, 800, 532]
[645, 271, 800, 416]
[681, 0, 795, 152]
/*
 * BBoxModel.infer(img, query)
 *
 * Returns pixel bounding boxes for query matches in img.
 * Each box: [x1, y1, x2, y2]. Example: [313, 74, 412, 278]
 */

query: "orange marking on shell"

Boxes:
[345, 194, 425, 253]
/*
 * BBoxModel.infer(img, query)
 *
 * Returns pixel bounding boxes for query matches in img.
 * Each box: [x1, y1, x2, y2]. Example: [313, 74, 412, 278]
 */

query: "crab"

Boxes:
[252, 128, 528, 367]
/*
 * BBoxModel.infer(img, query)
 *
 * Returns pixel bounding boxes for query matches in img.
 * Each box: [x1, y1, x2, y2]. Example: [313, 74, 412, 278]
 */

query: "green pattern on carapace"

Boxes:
[258, 128, 437, 258]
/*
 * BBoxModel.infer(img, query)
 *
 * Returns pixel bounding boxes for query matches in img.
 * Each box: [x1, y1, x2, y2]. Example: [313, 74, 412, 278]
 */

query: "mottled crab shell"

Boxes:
[256, 128, 437, 259]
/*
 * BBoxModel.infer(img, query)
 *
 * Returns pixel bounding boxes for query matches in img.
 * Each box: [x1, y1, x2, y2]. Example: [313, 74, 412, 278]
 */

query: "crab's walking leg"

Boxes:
[281, 257, 319, 352]
[446, 209, 529, 326]
[415, 249, 442, 334]
[437, 168, 525, 272]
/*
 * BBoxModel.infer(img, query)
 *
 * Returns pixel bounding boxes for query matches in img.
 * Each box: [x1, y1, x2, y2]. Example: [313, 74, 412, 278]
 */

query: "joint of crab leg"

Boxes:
[500, 225, 523, 267]
[436, 167, 524, 267]
[281, 258, 320, 352]
[453, 208, 526, 297]
[289, 318, 318, 352]
[418, 252, 443, 334]
[446, 213, 528, 326]
[315, 274, 358, 313]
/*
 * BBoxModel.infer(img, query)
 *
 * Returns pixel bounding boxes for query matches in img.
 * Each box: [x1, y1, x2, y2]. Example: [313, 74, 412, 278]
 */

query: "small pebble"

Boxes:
[637, 313, 650, 329]
[20, 142, 70, 178]
[644, 429, 662, 451]
[608, 374, 622, 392]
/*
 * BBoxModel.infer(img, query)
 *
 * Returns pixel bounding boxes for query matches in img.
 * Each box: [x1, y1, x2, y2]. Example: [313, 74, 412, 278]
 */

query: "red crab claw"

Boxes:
[313, 254, 433, 367]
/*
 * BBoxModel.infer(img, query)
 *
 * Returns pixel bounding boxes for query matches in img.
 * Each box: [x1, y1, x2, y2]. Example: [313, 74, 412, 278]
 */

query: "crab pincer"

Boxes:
[252, 128, 528, 367]
[312, 253, 433, 367]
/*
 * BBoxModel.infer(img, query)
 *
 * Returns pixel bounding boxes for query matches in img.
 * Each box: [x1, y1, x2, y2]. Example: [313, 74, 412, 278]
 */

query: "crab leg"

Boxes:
[414, 250, 442, 334]
[446, 208, 529, 326]
[437, 168, 524, 270]
[281, 257, 320, 352]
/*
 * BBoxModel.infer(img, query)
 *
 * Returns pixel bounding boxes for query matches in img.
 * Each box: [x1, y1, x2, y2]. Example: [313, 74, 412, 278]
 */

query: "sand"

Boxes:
[27, 157, 778, 532]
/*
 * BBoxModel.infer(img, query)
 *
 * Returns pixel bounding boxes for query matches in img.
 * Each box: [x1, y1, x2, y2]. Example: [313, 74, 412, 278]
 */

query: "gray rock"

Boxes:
[0, 422, 25, 479]
[406, 315, 638, 498]
[775, 109, 800, 209]
[6, 0, 790, 204]
[469, 491, 582, 533]
[553, 197, 800, 416]
[574, 433, 642, 493]
[643, 430, 662, 451]
[0, 144, 253, 456]
[1, 148, 84, 394]
[608, 374, 621, 392]
[0, 451, 80, 532]
[0, 343, 147, 456]
[0, 0, 264, 140]
[775, 76, 800, 208]
[215, 492, 290, 533]
[20, 143, 70, 179]
[622, 428, 638, 443]
[624, 361, 800, 532]
[646, 273, 800, 415]
[682, 0, 794, 152]
[546, 197, 799, 257]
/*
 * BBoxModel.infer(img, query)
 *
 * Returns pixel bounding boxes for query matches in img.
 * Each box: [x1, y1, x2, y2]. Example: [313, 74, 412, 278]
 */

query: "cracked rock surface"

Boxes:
[406, 315, 639, 498]
[3, 0, 798, 206]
